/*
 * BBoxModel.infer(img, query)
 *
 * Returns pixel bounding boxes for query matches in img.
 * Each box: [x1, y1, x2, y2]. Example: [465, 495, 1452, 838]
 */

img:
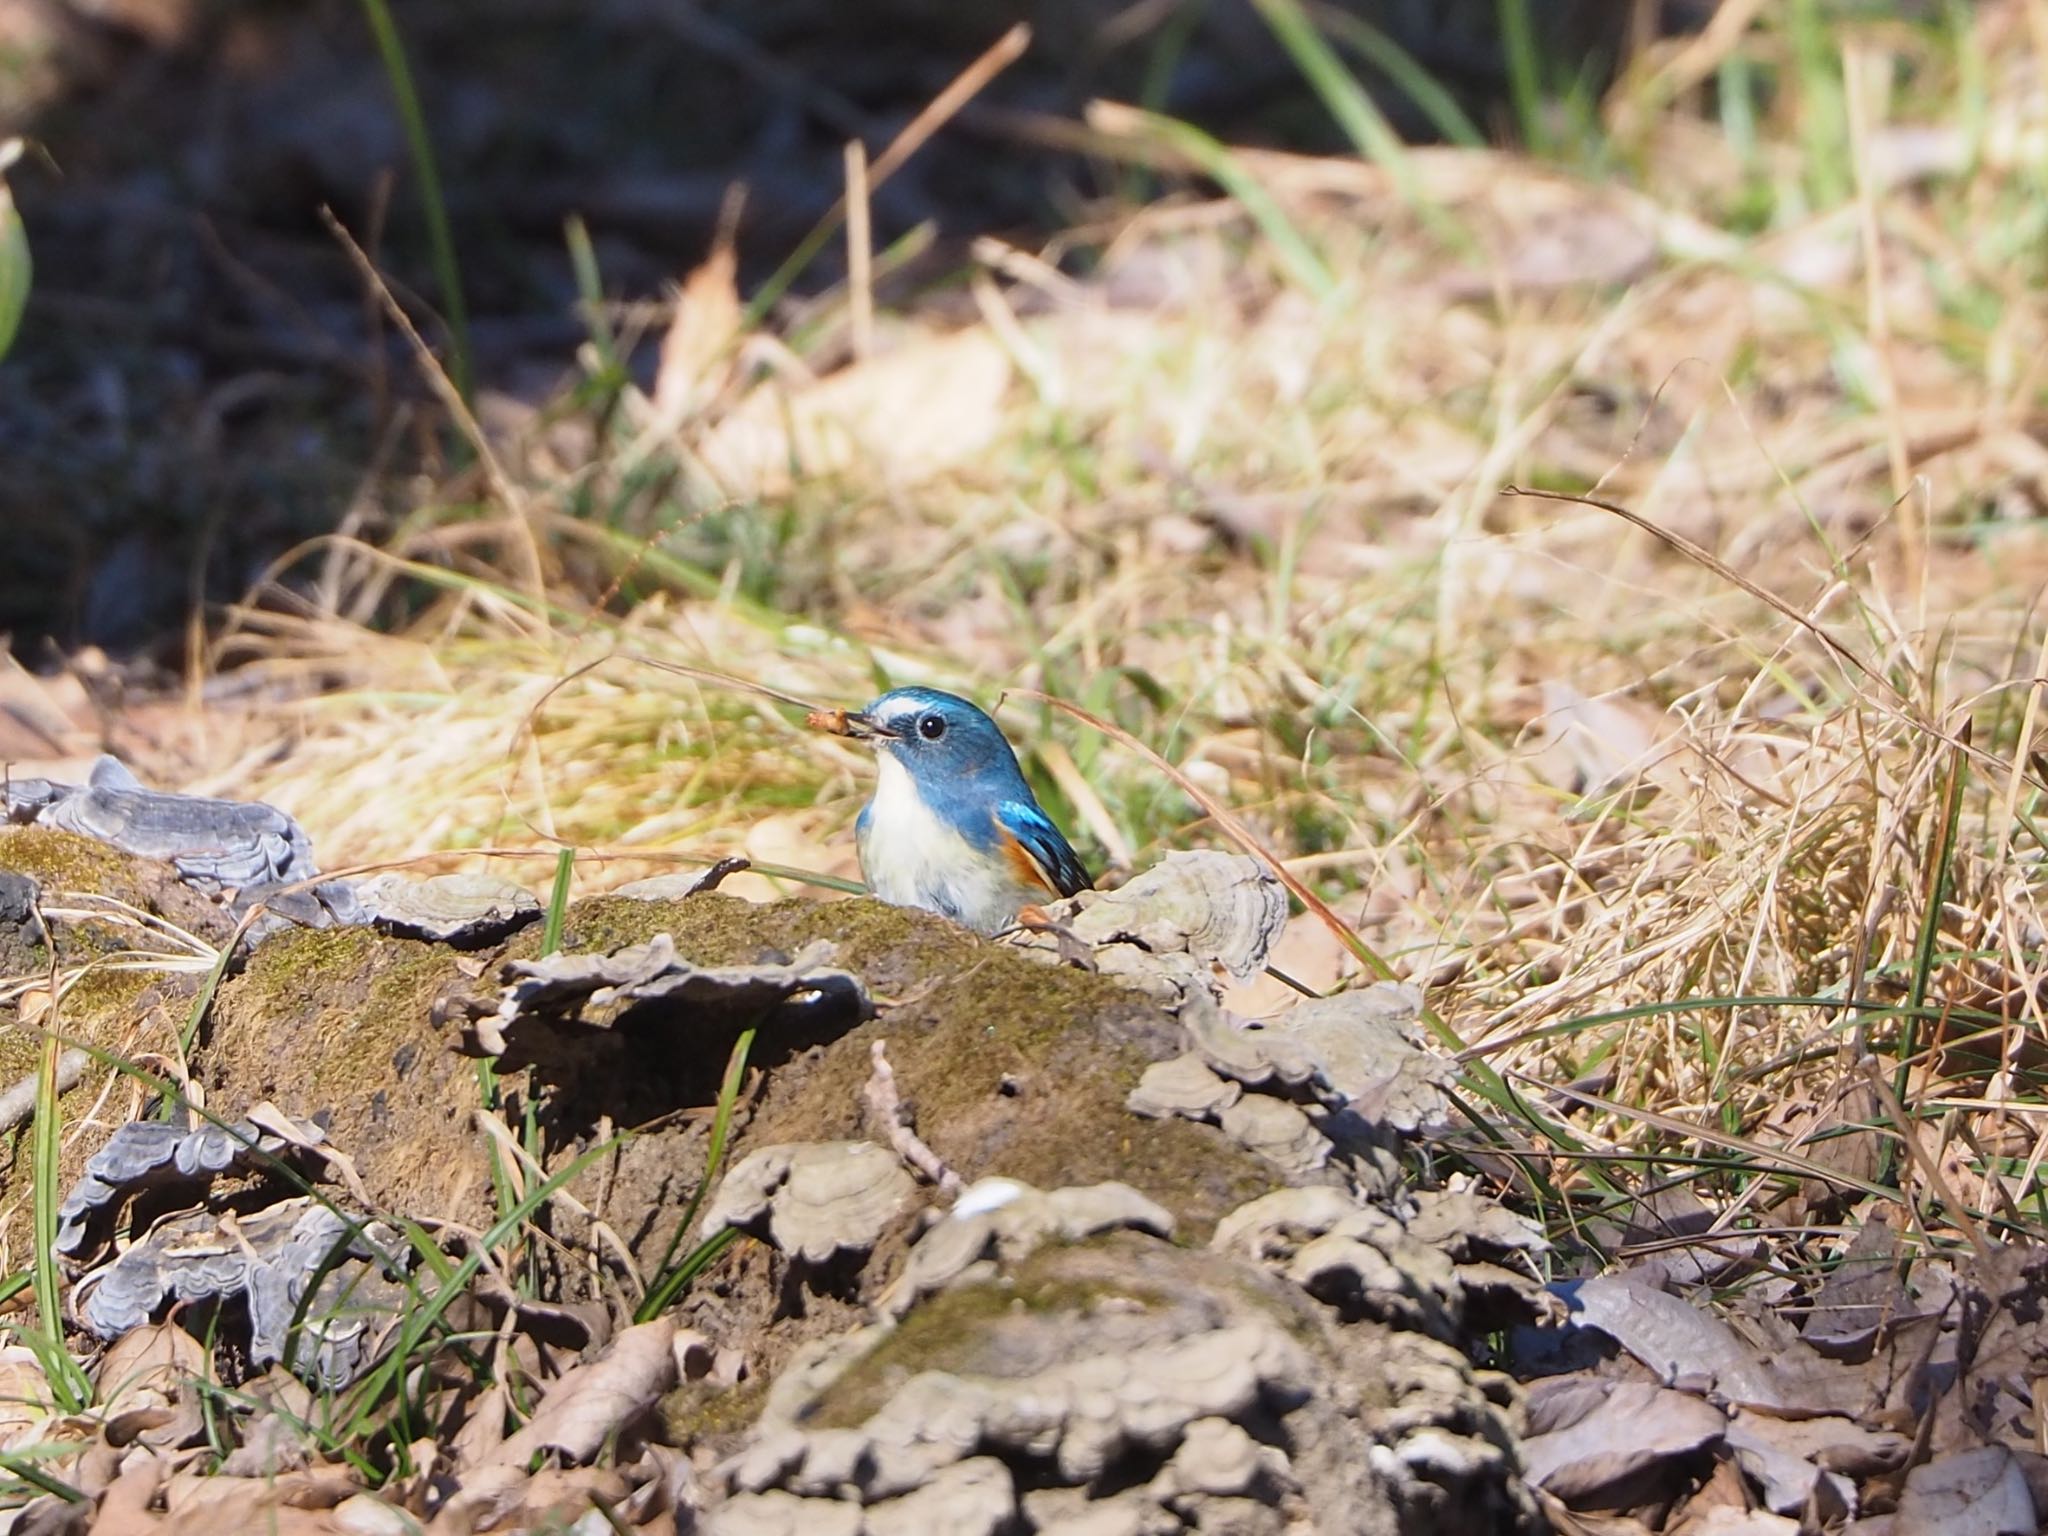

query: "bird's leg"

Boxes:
[1005, 906, 1096, 970]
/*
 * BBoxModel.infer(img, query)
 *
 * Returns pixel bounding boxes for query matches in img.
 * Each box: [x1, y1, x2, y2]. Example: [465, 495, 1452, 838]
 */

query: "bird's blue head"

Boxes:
[841, 687, 1029, 800]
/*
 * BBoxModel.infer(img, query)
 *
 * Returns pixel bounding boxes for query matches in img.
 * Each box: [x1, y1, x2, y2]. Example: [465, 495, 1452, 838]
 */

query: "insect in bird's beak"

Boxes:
[807, 708, 898, 741]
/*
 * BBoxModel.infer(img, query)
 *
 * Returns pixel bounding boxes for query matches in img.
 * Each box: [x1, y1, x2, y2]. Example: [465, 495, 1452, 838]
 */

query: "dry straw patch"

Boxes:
[194, 5, 2048, 1245]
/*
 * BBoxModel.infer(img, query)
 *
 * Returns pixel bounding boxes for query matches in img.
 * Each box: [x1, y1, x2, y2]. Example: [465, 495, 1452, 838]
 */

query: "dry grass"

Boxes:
[174, 3, 2048, 1253]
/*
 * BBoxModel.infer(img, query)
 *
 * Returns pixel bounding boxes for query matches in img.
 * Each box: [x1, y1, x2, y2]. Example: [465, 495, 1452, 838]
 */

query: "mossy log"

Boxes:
[0, 828, 1269, 1349]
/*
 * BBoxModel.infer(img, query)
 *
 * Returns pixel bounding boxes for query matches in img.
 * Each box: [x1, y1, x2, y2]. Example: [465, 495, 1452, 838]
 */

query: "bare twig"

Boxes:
[863, 1039, 961, 1196]
[0, 1048, 89, 1135]
[319, 207, 546, 605]
[845, 140, 874, 363]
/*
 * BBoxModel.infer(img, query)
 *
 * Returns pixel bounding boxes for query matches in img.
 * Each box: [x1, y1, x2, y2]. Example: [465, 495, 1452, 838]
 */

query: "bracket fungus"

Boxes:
[879, 1178, 1176, 1320]
[704, 1231, 1444, 1533]
[1039, 850, 1289, 981]
[701, 1141, 917, 1266]
[1216, 1095, 1334, 1182]
[1125, 1053, 1242, 1123]
[468, 935, 870, 1056]
[354, 871, 541, 947]
[74, 1198, 409, 1388]
[6, 755, 357, 927]
[57, 1111, 330, 1258]
[1183, 983, 1447, 1127]
[1215, 1184, 1552, 1350]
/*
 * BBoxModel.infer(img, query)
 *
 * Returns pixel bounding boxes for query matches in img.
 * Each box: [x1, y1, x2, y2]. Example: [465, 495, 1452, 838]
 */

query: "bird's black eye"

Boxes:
[918, 713, 946, 741]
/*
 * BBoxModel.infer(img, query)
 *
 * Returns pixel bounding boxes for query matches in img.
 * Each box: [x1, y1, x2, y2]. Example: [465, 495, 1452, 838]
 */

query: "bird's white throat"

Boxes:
[858, 749, 1033, 933]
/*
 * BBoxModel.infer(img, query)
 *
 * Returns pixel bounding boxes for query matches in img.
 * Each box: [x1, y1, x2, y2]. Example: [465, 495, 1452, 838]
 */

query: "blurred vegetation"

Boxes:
[0, 0, 1708, 654]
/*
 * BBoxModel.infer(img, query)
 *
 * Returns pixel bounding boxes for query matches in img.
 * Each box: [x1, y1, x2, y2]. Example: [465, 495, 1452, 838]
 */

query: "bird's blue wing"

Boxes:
[993, 799, 1092, 898]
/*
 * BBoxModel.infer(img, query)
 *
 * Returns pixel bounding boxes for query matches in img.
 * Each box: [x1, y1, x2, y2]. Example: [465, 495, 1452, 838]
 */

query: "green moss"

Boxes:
[0, 828, 222, 971]
[0, 1028, 40, 1093]
[660, 1376, 768, 1444]
[0, 827, 134, 891]
[50, 963, 155, 1032]
[321, 944, 457, 1097]
[218, 926, 465, 1095]
[201, 918, 494, 1231]
[0, 961, 167, 1249]
[235, 926, 384, 1006]
[529, 894, 1279, 1239]
[503, 889, 1275, 1243]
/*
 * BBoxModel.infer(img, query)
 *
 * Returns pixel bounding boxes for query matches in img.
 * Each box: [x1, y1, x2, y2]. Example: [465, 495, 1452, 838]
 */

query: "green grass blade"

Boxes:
[1248, 0, 1478, 254]
[1301, 6, 1484, 147]
[0, 140, 29, 363]
[177, 931, 238, 1062]
[1496, 0, 1548, 153]
[1897, 725, 1970, 1125]
[482, 844, 571, 1230]
[542, 846, 575, 956]
[339, 1135, 623, 1444]
[478, 1054, 511, 1222]
[1250, 0, 1410, 168]
[356, 0, 473, 405]
[643, 1226, 740, 1321]
[564, 214, 623, 386]
[638, 1024, 754, 1320]
[1788, 0, 1850, 206]
[0, 1447, 84, 1503]
[31, 1035, 88, 1412]
[162, 925, 240, 1123]
[1100, 108, 1335, 299]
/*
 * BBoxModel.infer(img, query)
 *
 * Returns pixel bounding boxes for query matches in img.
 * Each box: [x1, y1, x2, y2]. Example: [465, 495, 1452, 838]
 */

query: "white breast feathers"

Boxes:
[856, 751, 1036, 934]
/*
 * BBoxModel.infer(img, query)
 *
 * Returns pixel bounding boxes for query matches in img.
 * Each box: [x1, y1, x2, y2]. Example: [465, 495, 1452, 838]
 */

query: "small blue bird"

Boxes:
[826, 687, 1091, 934]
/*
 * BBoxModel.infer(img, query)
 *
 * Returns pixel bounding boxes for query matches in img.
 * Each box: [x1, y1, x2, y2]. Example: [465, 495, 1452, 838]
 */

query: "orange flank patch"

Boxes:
[997, 828, 1060, 895]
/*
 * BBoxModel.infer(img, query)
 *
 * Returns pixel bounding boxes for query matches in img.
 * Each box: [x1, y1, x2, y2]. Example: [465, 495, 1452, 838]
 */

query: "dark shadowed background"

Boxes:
[0, 0, 1708, 661]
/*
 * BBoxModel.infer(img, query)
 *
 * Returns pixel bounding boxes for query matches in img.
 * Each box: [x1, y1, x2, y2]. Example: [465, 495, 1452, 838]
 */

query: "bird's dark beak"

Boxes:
[842, 711, 899, 741]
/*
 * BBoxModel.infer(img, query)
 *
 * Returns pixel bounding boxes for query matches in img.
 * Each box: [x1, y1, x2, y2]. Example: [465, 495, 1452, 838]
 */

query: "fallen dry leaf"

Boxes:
[148, 1466, 364, 1535]
[97, 1322, 210, 1452]
[85, 1450, 171, 1536]
[1595, 1186, 1761, 1290]
[650, 236, 742, 428]
[697, 327, 1012, 496]
[1894, 1445, 2037, 1536]
[1521, 1378, 1725, 1508]
[1726, 1407, 1908, 1484]
[1800, 1212, 1905, 1360]
[428, 1465, 635, 1536]
[489, 1317, 678, 1469]
[0, 652, 95, 775]
[1669, 1508, 1801, 1536]
[1529, 681, 1689, 802]
[1569, 1273, 1804, 1411]
[450, 1380, 509, 1469]
[1722, 1411, 1856, 1522]
[1664, 1457, 1791, 1536]
[0, 1341, 60, 1451]
[674, 1329, 743, 1389]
